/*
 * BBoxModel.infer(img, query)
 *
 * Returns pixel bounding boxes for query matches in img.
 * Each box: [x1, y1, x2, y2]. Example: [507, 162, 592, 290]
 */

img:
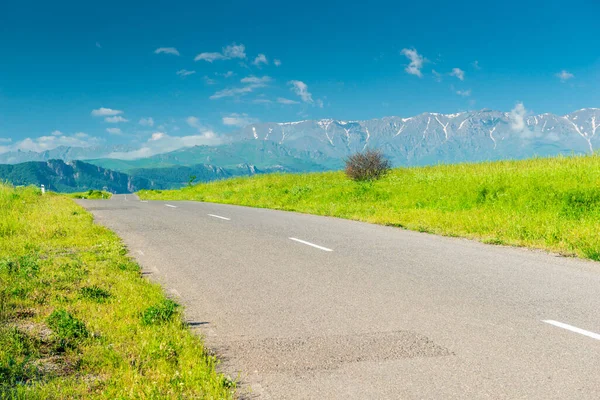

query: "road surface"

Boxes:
[78, 195, 600, 399]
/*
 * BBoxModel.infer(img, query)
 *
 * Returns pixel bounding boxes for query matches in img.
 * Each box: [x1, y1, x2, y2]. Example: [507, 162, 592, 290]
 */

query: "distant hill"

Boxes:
[0, 160, 151, 193]
[0, 159, 287, 193]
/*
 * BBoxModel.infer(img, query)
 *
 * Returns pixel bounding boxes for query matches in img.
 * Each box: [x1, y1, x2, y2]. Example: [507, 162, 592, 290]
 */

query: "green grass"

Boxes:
[67, 189, 112, 200]
[139, 154, 600, 262]
[0, 184, 234, 399]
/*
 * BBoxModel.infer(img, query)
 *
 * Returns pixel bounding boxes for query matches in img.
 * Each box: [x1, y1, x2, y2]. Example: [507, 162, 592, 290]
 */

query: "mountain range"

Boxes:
[1, 108, 598, 192]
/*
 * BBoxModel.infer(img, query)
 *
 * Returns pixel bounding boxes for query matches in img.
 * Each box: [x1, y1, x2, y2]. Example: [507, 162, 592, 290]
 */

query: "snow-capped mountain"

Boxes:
[2, 108, 599, 168]
[236, 108, 600, 166]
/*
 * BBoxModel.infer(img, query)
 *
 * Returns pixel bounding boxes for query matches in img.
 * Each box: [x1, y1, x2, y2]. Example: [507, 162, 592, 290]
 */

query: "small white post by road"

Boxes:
[40, 184, 45, 195]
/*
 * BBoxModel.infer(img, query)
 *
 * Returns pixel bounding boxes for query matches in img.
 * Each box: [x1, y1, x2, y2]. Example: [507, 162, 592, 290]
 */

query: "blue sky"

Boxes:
[0, 0, 599, 155]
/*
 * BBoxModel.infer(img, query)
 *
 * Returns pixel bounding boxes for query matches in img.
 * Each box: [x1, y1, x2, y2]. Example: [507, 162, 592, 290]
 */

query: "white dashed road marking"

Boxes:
[543, 320, 600, 341]
[165, 204, 177, 208]
[208, 214, 231, 221]
[289, 237, 333, 252]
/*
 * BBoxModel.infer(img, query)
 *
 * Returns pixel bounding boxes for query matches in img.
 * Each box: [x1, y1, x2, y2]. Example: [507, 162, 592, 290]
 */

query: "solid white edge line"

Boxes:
[165, 204, 177, 208]
[289, 237, 333, 252]
[543, 320, 600, 341]
[207, 214, 231, 221]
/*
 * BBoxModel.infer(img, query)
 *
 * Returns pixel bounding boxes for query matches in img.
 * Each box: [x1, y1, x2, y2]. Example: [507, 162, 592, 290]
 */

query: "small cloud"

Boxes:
[222, 113, 258, 127]
[150, 132, 165, 141]
[400, 48, 425, 77]
[154, 47, 180, 56]
[472, 60, 481, 70]
[288, 80, 313, 103]
[176, 69, 196, 77]
[253, 98, 273, 105]
[95, 42, 102, 49]
[186, 116, 204, 131]
[204, 76, 217, 85]
[223, 43, 246, 59]
[509, 102, 528, 132]
[51, 130, 63, 136]
[432, 69, 442, 82]
[91, 107, 123, 117]
[277, 97, 299, 105]
[209, 86, 255, 100]
[74, 132, 88, 138]
[252, 54, 268, 66]
[195, 42, 246, 62]
[106, 127, 122, 135]
[240, 75, 271, 85]
[316, 99, 324, 108]
[274, 59, 281, 67]
[139, 117, 154, 127]
[556, 70, 574, 82]
[450, 68, 465, 81]
[456, 89, 471, 97]
[105, 116, 129, 123]
[216, 71, 235, 78]
[194, 52, 227, 62]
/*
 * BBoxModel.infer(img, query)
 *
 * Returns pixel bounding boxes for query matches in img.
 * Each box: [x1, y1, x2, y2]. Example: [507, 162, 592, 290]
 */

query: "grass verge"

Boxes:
[0, 184, 234, 398]
[139, 155, 600, 262]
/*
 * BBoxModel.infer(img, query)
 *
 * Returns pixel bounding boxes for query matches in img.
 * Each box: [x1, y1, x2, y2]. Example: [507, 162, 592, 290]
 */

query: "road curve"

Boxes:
[77, 195, 600, 399]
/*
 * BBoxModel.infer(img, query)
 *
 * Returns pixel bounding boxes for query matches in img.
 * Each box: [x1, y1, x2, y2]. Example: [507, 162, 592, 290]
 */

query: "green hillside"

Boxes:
[139, 155, 600, 261]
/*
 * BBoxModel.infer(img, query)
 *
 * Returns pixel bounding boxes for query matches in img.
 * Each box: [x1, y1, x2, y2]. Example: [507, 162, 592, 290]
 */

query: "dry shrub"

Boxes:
[344, 149, 391, 181]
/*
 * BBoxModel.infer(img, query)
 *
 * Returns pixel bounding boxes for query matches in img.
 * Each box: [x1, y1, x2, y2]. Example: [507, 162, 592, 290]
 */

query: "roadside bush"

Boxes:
[345, 149, 391, 181]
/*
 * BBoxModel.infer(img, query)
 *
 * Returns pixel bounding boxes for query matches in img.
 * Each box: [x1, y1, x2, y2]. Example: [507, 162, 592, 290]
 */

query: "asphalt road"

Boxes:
[78, 195, 600, 399]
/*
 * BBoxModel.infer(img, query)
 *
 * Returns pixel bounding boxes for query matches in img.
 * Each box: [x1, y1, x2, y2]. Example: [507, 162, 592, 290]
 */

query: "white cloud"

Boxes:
[253, 54, 268, 66]
[252, 98, 273, 105]
[222, 43, 246, 59]
[509, 102, 528, 132]
[0, 138, 12, 143]
[240, 75, 271, 85]
[106, 127, 122, 135]
[217, 71, 235, 78]
[210, 87, 254, 99]
[222, 113, 258, 127]
[400, 48, 425, 77]
[194, 52, 227, 62]
[91, 107, 123, 117]
[104, 116, 129, 123]
[472, 60, 481, 70]
[274, 59, 281, 67]
[139, 117, 154, 127]
[450, 68, 465, 81]
[95, 42, 102, 49]
[51, 130, 63, 136]
[186, 116, 205, 131]
[176, 69, 196, 77]
[154, 47, 180, 56]
[277, 97, 299, 105]
[432, 69, 442, 82]
[106, 131, 220, 160]
[456, 89, 471, 97]
[288, 80, 313, 103]
[0, 133, 101, 154]
[209, 76, 270, 100]
[316, 99, 324, 108]
[204, 76, 217, 85]
[556, 70, 574, 82]
[195, 42, 246, 62]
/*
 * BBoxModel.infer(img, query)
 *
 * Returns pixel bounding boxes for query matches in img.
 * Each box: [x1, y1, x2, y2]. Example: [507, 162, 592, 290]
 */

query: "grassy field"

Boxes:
[140, 155, 600, 262]
[0, 184, 234, 398]
[67, 190, 113, 200]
